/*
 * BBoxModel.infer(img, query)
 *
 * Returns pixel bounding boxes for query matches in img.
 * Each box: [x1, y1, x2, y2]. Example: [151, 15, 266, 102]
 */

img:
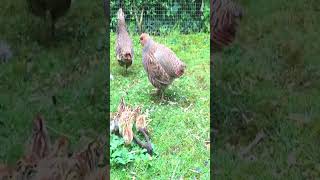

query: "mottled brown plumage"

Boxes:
[48, 136, 69, 158]
[135, 114, 147, 132]
[14, 115, 52, 180]
[3, 115, 107, 180]
[140, 33, 186, 99]
[34, 139, 105, 180]
[116, 8, 134, 74]
[117, 98, 135, 145]
[211, 0, 243, 52]
[30, 115, 52, 160]
[110, 98, 153, 154]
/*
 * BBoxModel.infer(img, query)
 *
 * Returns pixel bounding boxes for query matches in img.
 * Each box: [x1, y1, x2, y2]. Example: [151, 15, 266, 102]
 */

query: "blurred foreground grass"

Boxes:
[213, 0, 320, 178]
[0, 0, 107, 164]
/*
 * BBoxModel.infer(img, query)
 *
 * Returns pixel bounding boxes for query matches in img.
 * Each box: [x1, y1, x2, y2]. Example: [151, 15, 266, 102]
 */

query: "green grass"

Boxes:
[110, 31, 210, 179]
[214, 0, 320, 178]
[0, 0, 107, 164]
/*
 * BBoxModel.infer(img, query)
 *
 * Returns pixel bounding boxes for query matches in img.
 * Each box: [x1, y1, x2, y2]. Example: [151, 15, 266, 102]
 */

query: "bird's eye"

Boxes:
[140, 37, 143, 40]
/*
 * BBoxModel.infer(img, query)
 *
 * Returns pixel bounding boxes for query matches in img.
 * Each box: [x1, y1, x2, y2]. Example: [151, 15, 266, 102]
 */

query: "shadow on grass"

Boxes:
[148, 87, 192, 107]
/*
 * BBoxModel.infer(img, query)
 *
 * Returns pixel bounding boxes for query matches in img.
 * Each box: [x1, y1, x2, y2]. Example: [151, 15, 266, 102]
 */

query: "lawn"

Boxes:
[213, 0, 320, 178]
[110, 31, 210, 179]
[0, 0, 107, 165]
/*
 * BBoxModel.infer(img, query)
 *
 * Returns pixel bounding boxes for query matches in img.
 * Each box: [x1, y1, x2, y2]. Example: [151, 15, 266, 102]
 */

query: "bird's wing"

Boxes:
[211, 0, 243, 50]
[143, 52, 172, 87]
[153, 44, 181, 77]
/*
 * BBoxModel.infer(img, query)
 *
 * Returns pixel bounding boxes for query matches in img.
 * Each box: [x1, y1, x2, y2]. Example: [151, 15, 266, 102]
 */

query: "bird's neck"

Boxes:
[143, 39, 154, 52]
[117, 20, 127, 31]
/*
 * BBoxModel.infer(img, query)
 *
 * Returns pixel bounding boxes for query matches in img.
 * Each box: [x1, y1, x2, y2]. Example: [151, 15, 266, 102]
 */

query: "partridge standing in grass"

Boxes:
[211, 0, 243, 58]
[116, 8, 134, 74]
[140, 33, 186, 100]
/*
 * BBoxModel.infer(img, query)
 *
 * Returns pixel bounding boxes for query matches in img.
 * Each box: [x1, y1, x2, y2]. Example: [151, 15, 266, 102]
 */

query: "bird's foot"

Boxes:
[160, 93, 165, 101]
[150, 89, 160, 96]
[151, 89, 166, 101]
[158, 90, 166, 101]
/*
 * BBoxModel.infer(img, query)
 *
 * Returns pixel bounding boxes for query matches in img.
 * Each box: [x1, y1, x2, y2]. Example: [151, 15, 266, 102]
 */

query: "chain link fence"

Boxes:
[110, 0, 209, 35]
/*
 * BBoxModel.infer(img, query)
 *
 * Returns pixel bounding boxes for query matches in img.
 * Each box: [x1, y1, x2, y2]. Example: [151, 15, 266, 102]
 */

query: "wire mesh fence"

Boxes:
[110, 0, 209, 35]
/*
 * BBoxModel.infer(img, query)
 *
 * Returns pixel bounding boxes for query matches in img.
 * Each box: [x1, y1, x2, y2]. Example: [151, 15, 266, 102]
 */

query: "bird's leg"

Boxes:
[133, 135, 147, 149]
[153, 89, 165, 100]
[160, 89, 165, 101]
[139, 128, 150, 143]
[142, 127, 150, 136]
[133, 128, 153, 155]
[150, 89, 159, 96]
[139, 128, 152, 155]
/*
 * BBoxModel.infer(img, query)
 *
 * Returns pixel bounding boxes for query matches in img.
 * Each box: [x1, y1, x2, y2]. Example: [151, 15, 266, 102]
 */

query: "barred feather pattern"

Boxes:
[143, 52, 172, 90]
[34, 139, 105, 180]
[211, 0, 243, 51]
[30, 116, 51, 160]
[116, 8, 134, 70]
[73, 140, 104, 175]
[34, 157, 79, 180]
[112, 98, 143, 145]
[141, 35, 186, 91]
[14, 156, 37, 180]
[13, 115, 52, 180]
[14, 117, 71, 180]
[135, 115, 147, 132]
[118, 109, 135, 145]
[6, 116, 107, 180]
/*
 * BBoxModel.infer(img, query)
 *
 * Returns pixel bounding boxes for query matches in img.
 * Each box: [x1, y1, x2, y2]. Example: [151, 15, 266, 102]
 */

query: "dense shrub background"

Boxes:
[110, 0, 210, 34]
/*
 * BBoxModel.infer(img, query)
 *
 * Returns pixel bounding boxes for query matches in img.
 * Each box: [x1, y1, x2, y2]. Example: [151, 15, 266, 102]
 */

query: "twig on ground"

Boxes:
[239, 130, 265, 157]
